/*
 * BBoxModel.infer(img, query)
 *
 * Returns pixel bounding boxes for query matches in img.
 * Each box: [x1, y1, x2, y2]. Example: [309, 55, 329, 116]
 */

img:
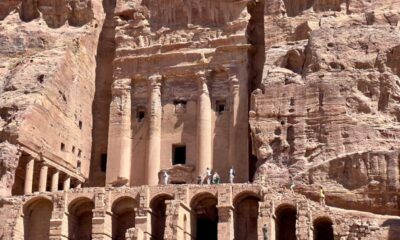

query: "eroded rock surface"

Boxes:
[250, 0, 400, 215]
[0, 0, 104, 196]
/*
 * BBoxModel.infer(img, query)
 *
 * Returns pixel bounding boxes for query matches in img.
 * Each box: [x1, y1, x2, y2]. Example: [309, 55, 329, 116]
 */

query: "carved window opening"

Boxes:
[79, 121, 83, 129]
[100, 153, 107, 172]
[173, 145, 186, 165]
[290, 97, 295, 106]
[216, 100, 226, 114]
[61, 143, 66, 151]
[174, 100, 187, 114]
[77, 161, 81, 171]
[136, 107, 146, 122]
[78, 149, 82, 158]
[72, 146, 76, 153]
[313, 217, 334, 240]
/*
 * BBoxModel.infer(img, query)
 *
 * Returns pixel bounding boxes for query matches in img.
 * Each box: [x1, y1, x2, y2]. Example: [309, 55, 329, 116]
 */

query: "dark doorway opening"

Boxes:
[276, 205, 297, 240]
[151, 195, 174, 240]
[173, 145, 186, 165]
[314, 217, 334, 240]
[234, 196, 260, 240]
[191, 194, 218, 240]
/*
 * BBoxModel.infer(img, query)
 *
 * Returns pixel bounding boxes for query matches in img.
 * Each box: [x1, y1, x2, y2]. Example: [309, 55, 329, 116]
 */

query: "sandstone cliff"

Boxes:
[250, 0, 400, 215]
[0, 0, 400, 218]
[0, 0, 104, 195]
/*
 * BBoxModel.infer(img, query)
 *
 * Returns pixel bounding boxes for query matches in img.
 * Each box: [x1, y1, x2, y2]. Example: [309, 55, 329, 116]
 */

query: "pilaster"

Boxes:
[196, 70, 213, 177]
[146, 74, 162, 186]
[92, 190, 112, 240]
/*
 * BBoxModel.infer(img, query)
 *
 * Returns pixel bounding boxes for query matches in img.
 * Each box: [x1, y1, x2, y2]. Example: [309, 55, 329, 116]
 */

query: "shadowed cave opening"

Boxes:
[191, 194, 218, 240]
[313, 217, 334, 240]
[276, 205, 297, 240]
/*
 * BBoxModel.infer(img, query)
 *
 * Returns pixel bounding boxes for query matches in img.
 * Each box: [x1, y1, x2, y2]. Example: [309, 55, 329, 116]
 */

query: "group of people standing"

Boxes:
[160, 167, 236, 185]
[196, 167, 236, 185]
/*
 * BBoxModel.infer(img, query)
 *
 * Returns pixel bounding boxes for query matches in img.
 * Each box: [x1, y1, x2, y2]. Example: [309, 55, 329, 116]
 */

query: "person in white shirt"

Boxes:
[206, 168, 212, 184]
[229, 167, 235, 183]
[163, 171, 169, 185]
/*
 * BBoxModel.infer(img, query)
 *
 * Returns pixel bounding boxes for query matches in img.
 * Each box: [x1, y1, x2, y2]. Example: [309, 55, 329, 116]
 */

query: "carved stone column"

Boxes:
[92, 190, 112, 240]
[24, 157, 34, 194]
[196, 71, 212, 177]
[217, 205, 234, 240]
[38, 163, 48, 192]
[146, 74, 162, 185]
[63, 177, 70, 191]
[51, 170, 59, 192]
[228, 76, 239, 175]
[106, 78, 132, 186]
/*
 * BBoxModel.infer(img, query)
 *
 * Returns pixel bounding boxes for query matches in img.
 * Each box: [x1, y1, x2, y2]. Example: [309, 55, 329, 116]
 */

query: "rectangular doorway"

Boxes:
[173, 145, 186, 165]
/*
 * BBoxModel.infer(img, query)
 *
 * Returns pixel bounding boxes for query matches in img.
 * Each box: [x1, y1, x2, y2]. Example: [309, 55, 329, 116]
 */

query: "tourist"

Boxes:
[206, 168, 212, 184]
[197, 175, 202, 184]
[289, 176, 295, 193]
[229, 167, 235, 183]
[163, 171, 169, 185]
[212, 172, 220, 184]
[319, 186, 325, 206]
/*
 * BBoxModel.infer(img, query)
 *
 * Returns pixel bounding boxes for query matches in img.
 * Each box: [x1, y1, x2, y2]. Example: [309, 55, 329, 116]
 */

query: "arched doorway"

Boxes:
[234, 195, 260, 240]
[275, 204, 297, 240]
[150, 195, 173, 240]
[112, 197, 136, 240]
[23, 198, 53, 240]
[190, 193, 218, 240]
[313, 217, 334, 240]
[68, 198, 94, 240]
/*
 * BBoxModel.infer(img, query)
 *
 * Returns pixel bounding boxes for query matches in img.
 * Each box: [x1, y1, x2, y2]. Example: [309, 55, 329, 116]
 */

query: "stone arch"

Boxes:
[275, 204, 297, 240]
[68, 197, 94, 240]
[112, 196, 137, 240]
[233, 193, 261, 240]
[313, 217, 334, 240]
[190, 192, 218, 240]
[23, 197, 53, 240]
[150, 194, 174, 240]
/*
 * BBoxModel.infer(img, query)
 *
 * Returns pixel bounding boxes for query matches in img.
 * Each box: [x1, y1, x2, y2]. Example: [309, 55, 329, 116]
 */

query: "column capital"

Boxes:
[230, 75, 239, 93]
[112, 78, 132, 95]
[148, 74, 162, 89]
[196, 70, 209, 95]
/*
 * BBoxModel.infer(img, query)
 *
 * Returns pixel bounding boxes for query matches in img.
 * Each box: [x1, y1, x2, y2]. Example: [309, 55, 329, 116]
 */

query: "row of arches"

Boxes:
[22, 195, 334, 240]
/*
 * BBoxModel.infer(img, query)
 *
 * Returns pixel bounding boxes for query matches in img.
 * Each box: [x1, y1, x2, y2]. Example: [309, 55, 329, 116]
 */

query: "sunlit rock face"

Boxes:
[251, 0, 400, 215]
